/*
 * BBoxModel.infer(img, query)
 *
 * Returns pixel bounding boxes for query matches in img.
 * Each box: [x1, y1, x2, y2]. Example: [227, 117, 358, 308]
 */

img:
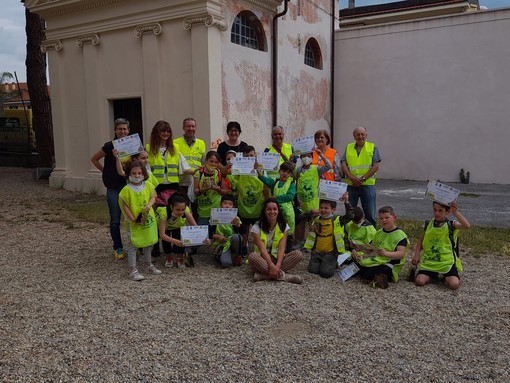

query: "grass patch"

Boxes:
[399, 218, 510, 256]
[460, 192, 480, 198]
[62, 201, 110, 225]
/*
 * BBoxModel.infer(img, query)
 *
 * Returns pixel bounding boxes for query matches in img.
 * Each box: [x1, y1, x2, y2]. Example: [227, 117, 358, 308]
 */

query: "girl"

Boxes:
[412, 201, 470, 290]
[194, 151, 229, 232]
[118, 161, 161, 281]
[158, 193, 197, 269]
[114, 149, 159, 188]
[248, 198, 304, 284]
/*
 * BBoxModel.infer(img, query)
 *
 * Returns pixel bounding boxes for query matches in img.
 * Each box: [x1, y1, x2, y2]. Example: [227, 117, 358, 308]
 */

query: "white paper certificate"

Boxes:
[181, 225, 209, 246]
[210, 208, 238, 225]
[292, 135, 315, 155]
[318, 180, 348, 201]
[257, 152, 280, 171]
[425, 180, 460, 205]
[338, 263, 360, 281]
[112, 133, 144, 159]
[232, 157, 257, 176]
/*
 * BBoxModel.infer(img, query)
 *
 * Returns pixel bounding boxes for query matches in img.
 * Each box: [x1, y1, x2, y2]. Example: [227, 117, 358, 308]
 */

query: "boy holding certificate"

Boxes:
[304, 196, 353, 278]
[211, 195, 244, 268]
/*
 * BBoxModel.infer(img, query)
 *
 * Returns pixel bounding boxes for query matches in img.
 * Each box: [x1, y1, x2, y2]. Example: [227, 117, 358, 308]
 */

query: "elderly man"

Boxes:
[173, 117, 206, 200]
[263, 125, 296, 179]
[341, 127, 381, 226]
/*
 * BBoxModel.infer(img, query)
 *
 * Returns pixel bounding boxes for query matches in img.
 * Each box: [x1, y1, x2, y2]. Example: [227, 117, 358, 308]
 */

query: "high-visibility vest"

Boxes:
[296, 166, 320, 212]
[255, 223, 285, 258]
[145, 144, 180, 184]
[173, 136, 206, 170]
[304, 216, 346, 253]
[236, 175, 264, 219]
[344, 141, 376, 186]
[266, 143, 293, 179]
[312, 147, 337, 181]
[196, 170, 222, 219]
[271, 178, 295, 235]
[419, 219, 462, 273]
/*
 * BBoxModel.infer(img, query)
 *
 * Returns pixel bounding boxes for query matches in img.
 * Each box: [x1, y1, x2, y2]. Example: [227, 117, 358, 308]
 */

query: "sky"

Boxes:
[1, 0, 510, 83]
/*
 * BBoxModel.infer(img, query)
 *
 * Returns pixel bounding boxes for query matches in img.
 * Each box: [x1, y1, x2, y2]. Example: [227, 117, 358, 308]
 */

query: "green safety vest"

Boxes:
[156, 206, 190, 230]
[345, 141, 376, 186]
[359, 228, 408, 282]
[296, 166, 320, 212]
[213, 224, 235, 253]
[236, 175, 264, 219]
[419, 219, 462, 273]
[119, 183, 158, 248]
[197, 170, 222, 218]
[271, 178, 295, 235]
[255, 223, 285, 258]
[304, 216, 346, 253]
[145, 144, 180, 184]
[345, 220, 377, 247]
[266, 143, 293, 179]
[173, 136, 206, 170]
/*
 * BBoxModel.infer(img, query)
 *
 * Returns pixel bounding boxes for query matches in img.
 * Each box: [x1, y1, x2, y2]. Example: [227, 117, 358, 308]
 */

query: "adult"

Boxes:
[312, 129, 342, 181]
[145, 120, 194, 193]
[173, 117, 207, 200]
[216, 121, 248, 166]
[340, 127, 381, 226]
[248, 198, 304, 284]
[91, 118, 130, 259]
[264, 126, 296, 179]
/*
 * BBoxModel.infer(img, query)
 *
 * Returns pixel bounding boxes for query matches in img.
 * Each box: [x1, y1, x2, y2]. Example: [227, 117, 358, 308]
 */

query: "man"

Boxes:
[341, 127, 381, 226]
[173, 117, 206, 202]
[264, 125, 296, 180]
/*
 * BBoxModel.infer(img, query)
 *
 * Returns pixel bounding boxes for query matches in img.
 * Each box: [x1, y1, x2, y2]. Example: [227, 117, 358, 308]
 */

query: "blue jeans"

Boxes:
[106, 187, 123, 250]
[347, 185, 377, 227]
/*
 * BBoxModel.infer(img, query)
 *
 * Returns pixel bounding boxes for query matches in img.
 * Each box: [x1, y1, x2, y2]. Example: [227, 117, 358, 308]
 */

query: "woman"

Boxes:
[145, 120, 195, 194]
[248, 198, 304, 284]
[312, 129, 342, 181]
[264, 126, 295, 179]
[216, 121, 248, 166]
[90, 118, 130, 260]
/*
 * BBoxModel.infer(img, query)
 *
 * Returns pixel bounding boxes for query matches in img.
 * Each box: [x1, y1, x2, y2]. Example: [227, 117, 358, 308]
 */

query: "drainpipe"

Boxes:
[271, 0, 288, 127]
[330, 0, 335, 147]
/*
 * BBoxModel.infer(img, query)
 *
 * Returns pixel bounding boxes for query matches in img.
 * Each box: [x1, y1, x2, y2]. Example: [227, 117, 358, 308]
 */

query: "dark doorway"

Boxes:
[113, 98, 143, 142]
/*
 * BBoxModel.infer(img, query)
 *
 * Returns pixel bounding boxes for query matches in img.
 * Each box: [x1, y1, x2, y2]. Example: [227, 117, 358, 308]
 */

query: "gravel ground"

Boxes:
[1, 167, 509, 382]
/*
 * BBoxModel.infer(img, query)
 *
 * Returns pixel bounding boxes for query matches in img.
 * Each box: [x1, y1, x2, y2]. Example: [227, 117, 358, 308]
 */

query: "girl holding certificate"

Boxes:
[248, 198, 304, 284]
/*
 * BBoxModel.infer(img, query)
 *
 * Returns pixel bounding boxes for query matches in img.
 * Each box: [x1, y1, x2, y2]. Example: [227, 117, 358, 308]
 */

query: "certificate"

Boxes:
[318, 180, 348, 201]
[180, 225, 209, 246]
[232, 157, 257, 176]
[257, 152, 280, 171]
[112, 133, 144, 159]
[292, 135, 315, 155]
[210, 208, 238, 225]
[425, 180, 460, 205]
[338, 263, 360, 281]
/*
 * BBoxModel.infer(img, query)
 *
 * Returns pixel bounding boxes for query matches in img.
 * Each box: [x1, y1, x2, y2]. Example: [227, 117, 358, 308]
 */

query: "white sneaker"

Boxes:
[148, 264, 162, 275]
[130, 270, 145, 281]
[165, 258, 174, 268]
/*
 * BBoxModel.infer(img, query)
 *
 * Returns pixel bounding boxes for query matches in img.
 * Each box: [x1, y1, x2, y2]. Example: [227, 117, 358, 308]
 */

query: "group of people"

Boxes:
[91, 118, 471, 289]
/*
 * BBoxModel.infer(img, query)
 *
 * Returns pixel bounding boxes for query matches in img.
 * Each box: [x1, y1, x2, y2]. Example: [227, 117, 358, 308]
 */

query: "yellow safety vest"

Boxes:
[419, 220, 462, 273]
[345, 141, 376, 186]
[266, 143, 293, 179]
[173, 136, 206, 170]
[255, 223, 285, 258]
[304, 216, 346, 253]
[145, 144, 180, 184]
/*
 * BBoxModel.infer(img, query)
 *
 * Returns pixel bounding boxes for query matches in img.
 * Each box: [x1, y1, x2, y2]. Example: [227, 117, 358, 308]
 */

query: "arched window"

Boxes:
[231, 11, 267, 51]
[304, 38, 323, 70]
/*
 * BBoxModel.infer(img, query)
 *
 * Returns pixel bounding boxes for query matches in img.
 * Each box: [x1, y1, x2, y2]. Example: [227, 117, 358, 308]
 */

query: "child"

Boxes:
[222, 150, 239, 198]
[294, 149, 332, 246]
[194, 151, 229, 235]
[411, 201, 470, 290]
[257, 161, 296, 250]
[345, 206, 376, 257]
[114, 149, 159, 188]
[236, 146, 265, 255]
[304, 196, 353, 278]
[118, 161, 162, 281]
[352, 206, 408, 288]
[211, 195, 243, 268]
[158, 193, 197, 269]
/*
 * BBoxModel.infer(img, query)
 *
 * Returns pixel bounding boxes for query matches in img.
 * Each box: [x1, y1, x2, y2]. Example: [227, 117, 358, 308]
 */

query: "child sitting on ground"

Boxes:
[118, 161, 161, 281]
[345, 206, 376, 260]
[411, 201, 470, 290]
[352, 206, 408, 288]
[304, 196, 353, 278]
[211, 195, 244, 268]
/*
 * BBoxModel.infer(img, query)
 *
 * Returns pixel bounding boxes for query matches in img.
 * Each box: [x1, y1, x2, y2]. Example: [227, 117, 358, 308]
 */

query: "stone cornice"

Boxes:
[244, 0, 284, 12]
[40, 39, 63, 52]
[26, 0, 123, 18]
[134, 23, 163, 38]
[76, 33, 100, 47]
[183, 15, 228, 31]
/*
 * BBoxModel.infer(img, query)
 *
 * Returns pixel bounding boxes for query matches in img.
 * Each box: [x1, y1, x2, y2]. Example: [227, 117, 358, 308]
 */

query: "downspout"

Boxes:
[271, 0, 288, 127]
[330, 0, 335, 147]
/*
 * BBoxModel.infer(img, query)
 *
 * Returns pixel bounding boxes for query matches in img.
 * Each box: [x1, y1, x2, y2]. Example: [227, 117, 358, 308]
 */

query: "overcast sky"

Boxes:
[1, 0, 509, 83]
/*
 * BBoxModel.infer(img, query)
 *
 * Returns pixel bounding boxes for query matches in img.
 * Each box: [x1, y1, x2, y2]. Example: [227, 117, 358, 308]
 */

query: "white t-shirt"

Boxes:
[251, 223, 290, 252]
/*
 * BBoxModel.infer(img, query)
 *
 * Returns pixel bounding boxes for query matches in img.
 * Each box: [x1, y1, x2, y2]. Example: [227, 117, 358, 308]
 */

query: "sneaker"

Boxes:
[130, 269, 145, 281]
[284, 273, 303, 285]
[253, 272, 269, 282]
[148, 264, 162, 275]
[114, 248, 124, 260]
[165, 256, 174, 268]
[184, 252, 195, 268]
[372, 273, 389, 289]
[291, 241, 304, 251]
[177, 256, 186, 269]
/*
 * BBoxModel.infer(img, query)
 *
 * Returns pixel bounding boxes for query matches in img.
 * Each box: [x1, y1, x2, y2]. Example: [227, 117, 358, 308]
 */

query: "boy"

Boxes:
[345, 206, 377, 257]
[304, 196, 353, 278]
[211, 195, 243, 268]
[411, 201, 470, 290]
[353, 206, 408, 288]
